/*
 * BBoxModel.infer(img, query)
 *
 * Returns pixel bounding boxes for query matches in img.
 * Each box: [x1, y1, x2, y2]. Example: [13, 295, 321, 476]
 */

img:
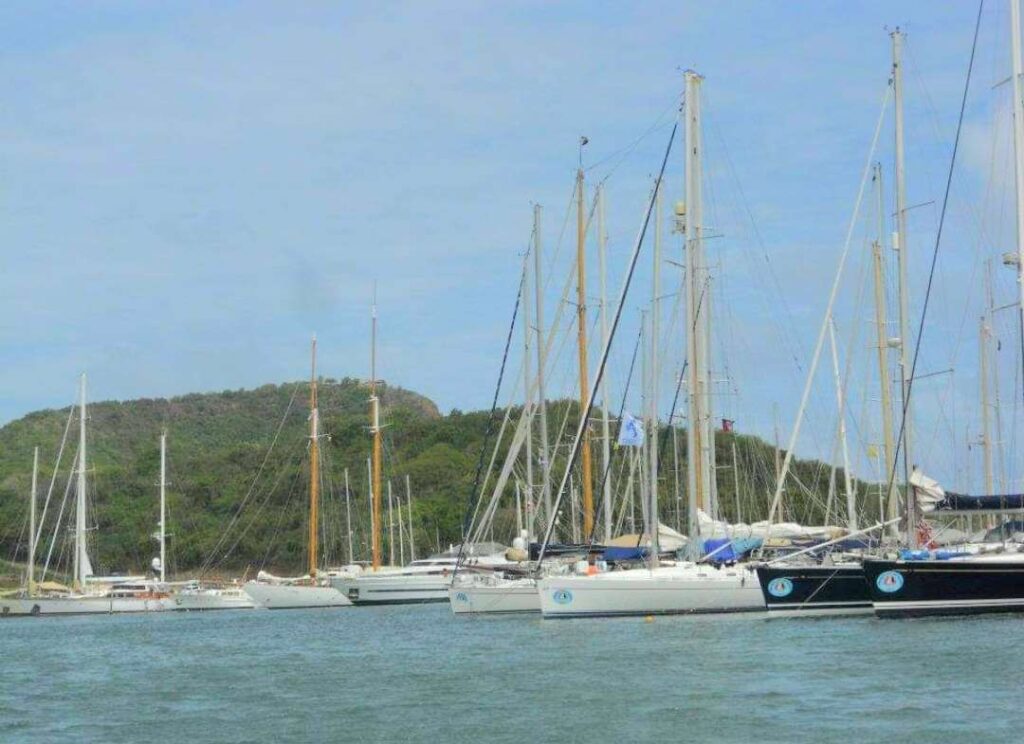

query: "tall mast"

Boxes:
[533, 204, 553, 536]
[683, 70, 710, 541]
[1011, 0, 1024, 374]
[891, 28, 915, 546]
[344, 468, 353, 564]
[28, 446, 38, 593]
[308, 336, 320, 577]
[872, 163, 899, 538]
[370, 292, 384, 569]
[575, 167, 595, 539]
[74, 373, 88, 590]
[828, 318, 857, 530]
[159, 431, 167, 583]
[649, 181, 663, 564]
[597, 185, 613, 543]
[521, 247, 535, 539]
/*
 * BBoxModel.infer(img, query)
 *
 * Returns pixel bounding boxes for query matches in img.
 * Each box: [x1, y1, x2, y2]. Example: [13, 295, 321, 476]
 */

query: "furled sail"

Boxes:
[913, 469, 1024, 512]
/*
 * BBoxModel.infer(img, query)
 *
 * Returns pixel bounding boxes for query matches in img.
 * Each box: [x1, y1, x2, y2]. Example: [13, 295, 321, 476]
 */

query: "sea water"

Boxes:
[1, 604, 1019, 743]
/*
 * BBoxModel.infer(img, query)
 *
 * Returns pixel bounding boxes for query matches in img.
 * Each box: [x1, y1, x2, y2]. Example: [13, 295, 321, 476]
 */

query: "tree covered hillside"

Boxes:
[0, 379, 865, 580]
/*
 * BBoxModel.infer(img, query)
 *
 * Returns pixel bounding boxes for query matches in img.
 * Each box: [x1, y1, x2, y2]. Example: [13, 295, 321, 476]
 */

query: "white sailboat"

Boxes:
[151, 433, 255, 611]
[243, 338, 351, 609]
[1, 374, 173, 617]
[535, 72, 765, 618]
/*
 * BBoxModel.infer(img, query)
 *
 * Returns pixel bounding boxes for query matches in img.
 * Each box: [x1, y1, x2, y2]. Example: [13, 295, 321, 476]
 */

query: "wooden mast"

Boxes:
[370, 294, 384, 569]
[576, 165, 595, 539]
[308, 335, 320, 577]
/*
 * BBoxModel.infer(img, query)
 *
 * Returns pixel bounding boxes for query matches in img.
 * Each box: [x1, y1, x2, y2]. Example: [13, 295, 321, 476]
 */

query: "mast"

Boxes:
[28, 446, 38, 594]
[683, 70, 708, 544]
[649, 181, 662, 564]
[533, 204, 553, 538]
[597, 185, 613, 543]
[387, 479, 395, 566]
[344, 468, 353, 564]
[370, 293, 384, 569]
[159, 431, 167, 583]
[828, 318, 857, 530]
[891, 28, 915, 546]
[308, 336, 320, 577]
[1011, 0, 1024, 397]
[405, 474, 415, 560]
[980, 309, 994, 495]
[872, 163, 899, 538]
[521, 247, 535, 539]
[731, 440, 742, 524]
[74, 373, 88, 591]
[395, 479, 405, 565]
[366, 456, 375, 560]
[575, 166, 595, 539]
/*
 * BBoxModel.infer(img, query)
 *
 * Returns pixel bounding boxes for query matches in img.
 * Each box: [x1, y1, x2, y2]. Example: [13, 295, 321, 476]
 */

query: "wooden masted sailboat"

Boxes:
[243, 338, 351, 609]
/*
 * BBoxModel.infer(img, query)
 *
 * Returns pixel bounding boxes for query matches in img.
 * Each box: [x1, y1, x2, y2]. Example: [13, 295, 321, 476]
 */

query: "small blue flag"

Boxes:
[618, 413, 645, 447]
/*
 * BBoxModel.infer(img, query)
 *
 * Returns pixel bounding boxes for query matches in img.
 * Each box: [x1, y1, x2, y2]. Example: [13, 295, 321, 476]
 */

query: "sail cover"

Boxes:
[913, 469, 1024, 512]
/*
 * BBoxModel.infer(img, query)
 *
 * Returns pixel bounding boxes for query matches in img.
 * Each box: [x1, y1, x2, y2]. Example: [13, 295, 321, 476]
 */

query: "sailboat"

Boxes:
[150, 433, 254, 612]
[1, 374, 172, 616]
[243, 338, 351, 609]
[537, 71, 765, 619]
[860, 2, 1024, 617]
[755, 32, 916, 617]
[449, 205, 549, 616]
[332, 300, 510, 604]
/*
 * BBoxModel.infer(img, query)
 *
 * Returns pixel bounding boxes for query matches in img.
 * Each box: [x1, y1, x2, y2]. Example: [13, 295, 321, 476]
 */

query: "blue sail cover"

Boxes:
[702, 538, 762, 563]
[932, 492, 1024, 512]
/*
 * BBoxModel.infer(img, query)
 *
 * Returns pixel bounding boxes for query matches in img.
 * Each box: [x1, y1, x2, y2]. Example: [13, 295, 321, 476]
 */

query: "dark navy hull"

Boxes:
[755, 564, 870, 616]
[864, 558, 1024, 618]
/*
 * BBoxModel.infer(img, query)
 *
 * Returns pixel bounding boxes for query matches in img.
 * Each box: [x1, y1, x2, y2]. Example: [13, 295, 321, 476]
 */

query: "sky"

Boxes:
[1, 1, 1019, 490]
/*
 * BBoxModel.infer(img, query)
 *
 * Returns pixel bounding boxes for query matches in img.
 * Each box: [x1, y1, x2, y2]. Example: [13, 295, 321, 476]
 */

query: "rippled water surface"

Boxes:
[2, 604, 1021, 743]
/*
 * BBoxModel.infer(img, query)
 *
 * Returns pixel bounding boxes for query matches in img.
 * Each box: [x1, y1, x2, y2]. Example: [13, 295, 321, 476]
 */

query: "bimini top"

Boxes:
[914, 469, 1024, 514]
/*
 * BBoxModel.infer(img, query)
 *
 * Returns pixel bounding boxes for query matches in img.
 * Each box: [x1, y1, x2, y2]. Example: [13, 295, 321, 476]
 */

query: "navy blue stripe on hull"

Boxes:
[864, 558, 1024, 618]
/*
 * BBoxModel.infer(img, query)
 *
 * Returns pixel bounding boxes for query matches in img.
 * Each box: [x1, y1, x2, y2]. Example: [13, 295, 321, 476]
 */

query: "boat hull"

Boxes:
[243, 583, 351, 609]
[864, 557, 1024, 618]
[332, 574, 450, 605]
[755, 564, 871, 617]
[448, 581, 539, 614]
[0, 595, 172, 616]
[537, 565, 764, 618]
[169, 591, 255, 611]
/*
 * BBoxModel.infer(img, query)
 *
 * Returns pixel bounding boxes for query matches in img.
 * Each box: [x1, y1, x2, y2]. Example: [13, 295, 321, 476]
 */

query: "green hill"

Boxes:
[0, 380, 862, 581]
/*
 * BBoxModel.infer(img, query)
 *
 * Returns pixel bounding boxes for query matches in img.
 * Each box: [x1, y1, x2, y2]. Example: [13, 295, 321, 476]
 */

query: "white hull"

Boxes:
[537, 563, 765, 618]
[448, 580, 540, 614]
[170, 590, 255, 611]
[333, 573, 451, 605]
[0, 595, 172, 616]
[243, 582, 351, 609]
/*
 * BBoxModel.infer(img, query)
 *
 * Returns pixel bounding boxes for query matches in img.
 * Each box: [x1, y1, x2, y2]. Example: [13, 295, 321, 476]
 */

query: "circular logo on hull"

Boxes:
[551, 589, 573, 605]
[876, 570, 904, 593]
[767, 578, 794, 598]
